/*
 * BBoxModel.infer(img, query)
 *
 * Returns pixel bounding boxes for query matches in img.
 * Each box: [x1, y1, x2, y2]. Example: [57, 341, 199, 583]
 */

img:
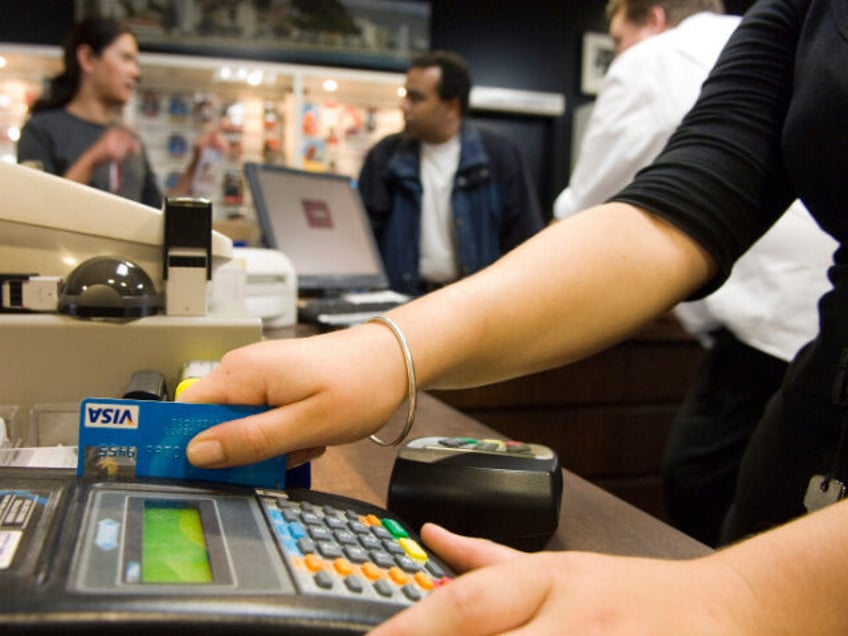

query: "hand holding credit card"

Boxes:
[77, 398, 287, 488]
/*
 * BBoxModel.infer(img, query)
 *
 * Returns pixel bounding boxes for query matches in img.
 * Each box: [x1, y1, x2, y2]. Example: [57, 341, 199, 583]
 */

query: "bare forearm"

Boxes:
[391, 202, 714, 390]
[167, 150, 200, 196]
[711, 499, 848, 633]
[182, 201, 715, 469]
[64, 126, 138, 186]
[371, 506, 848, 636]
[63, 146, 99, 185]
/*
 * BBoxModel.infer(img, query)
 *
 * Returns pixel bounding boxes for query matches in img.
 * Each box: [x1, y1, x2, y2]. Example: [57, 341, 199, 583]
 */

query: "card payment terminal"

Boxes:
[0, 467, 452, 634]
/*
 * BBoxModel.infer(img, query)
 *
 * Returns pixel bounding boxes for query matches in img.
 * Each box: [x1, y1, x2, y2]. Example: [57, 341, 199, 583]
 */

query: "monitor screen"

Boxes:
[244, 163, 389, 294]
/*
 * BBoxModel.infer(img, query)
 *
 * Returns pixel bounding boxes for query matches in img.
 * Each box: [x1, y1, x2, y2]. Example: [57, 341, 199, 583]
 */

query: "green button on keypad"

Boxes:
[382, 518, 409, 538]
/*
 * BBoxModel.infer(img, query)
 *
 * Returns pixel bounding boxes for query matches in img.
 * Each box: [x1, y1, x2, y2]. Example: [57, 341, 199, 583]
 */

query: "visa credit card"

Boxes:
[77, 398, 287, 489]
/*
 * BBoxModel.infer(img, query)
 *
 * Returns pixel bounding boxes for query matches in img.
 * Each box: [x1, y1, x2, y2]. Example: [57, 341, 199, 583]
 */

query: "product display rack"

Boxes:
[0, 44, 404, 221]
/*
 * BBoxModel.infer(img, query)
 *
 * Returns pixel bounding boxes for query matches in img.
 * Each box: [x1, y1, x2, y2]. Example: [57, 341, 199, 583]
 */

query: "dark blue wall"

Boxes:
[0, 1, 74, 45]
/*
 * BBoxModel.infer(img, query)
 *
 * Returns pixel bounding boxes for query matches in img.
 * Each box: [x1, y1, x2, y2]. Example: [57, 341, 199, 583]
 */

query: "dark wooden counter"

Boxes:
[312, 392, 711, 559]
[269, 317, 708, 556]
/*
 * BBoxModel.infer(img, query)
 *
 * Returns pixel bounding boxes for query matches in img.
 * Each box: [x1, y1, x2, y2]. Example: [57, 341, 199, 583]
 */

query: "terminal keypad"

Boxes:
[259, 491, 450, 605]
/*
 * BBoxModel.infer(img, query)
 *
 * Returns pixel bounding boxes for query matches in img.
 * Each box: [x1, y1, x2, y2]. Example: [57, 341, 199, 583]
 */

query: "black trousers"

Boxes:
[662, 329, 788, 546]
[719, 329, 848, 545]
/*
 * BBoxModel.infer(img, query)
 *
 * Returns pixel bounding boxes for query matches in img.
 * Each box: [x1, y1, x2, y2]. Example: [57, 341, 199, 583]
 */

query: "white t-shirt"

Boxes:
[419, 135, 461, 284]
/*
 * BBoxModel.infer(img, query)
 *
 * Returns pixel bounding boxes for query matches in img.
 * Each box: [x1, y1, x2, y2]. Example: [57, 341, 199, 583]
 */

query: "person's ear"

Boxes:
[645, 5, 669, 34]
[75, 44, 97, 74]
[444, 96, 462, 118]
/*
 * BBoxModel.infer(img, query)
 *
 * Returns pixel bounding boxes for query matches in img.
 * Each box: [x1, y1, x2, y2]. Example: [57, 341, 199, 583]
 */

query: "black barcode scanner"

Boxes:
[387, 436, 563, 551]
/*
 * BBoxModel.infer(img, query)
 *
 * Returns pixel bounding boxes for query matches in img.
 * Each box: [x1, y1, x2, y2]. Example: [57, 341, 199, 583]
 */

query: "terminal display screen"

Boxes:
[142, 501, 212, 584]
[123, 496, 232, 586]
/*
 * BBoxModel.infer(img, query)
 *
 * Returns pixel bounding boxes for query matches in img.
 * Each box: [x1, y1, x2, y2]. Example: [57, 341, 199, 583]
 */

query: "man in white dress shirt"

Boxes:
[555, 0, 836, 545]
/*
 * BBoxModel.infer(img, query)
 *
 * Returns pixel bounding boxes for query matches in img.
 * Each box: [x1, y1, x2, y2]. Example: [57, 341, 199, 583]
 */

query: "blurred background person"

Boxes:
[358, 50, 544, 296]
[17, 16, 225, 207]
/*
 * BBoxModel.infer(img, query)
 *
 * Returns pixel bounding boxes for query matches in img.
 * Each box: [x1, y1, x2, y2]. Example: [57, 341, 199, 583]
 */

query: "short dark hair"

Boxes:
[606, 0, 725, 27]
[30, 17, 135, 114]
[408, 50, 472, 116]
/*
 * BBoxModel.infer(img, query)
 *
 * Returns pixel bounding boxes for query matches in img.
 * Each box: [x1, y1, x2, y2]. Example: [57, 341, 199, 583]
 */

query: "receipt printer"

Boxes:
[213, 247, 297, 328]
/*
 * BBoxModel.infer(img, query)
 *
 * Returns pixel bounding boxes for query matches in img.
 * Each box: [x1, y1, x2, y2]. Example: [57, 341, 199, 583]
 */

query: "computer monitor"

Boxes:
[244, 163, 389, 295]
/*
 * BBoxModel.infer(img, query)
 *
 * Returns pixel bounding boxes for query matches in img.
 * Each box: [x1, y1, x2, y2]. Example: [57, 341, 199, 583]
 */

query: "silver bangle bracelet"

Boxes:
[366, 315, 417, 446]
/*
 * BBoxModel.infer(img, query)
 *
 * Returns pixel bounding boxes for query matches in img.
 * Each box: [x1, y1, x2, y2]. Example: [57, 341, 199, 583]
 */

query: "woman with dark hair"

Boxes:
[18, 17, 222, 207]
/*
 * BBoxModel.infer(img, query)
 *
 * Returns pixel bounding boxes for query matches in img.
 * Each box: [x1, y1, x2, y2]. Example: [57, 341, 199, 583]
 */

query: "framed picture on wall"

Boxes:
[580, 31, 615, 96]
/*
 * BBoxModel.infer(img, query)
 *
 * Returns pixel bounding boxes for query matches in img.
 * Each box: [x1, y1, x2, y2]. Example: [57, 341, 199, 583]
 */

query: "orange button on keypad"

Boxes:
[388, 566, 409, 585]
[414, 571, 435, 590]
[304, 554, 324, 572]
[361, 562, 383, 581]
[334, 558, 353, 576]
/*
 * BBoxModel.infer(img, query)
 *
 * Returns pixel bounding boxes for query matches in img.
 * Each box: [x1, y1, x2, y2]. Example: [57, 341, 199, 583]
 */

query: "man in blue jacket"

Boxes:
[357, 50, 543, 296]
